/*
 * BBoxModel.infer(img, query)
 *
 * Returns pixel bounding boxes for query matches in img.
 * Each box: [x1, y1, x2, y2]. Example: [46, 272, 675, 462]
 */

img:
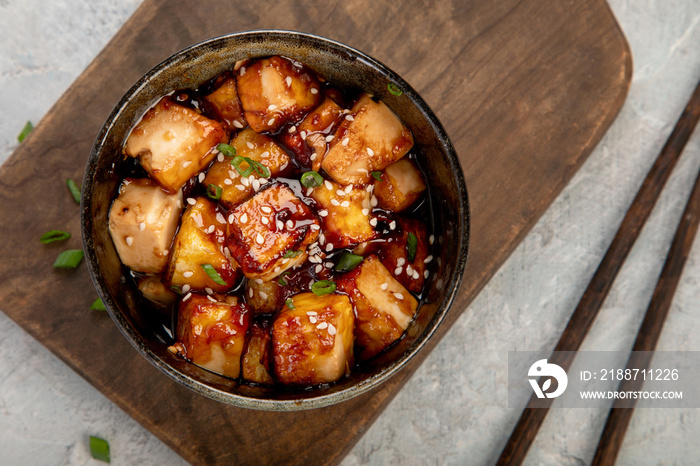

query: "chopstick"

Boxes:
[590, 161, 700, 466]
[496, 78, 700, 466]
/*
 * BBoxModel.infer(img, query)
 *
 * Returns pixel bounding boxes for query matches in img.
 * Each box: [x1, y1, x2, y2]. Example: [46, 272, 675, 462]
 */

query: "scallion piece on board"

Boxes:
[17, 121, 34, 142]
[201, 264, 226, 285]
[334, 251, 364, 272]
[53, 249, 84, 268]
[407, 232, 418, 262]
[90, 298, 106, 311]
[300, 171, 323, 188]
[66, 179, 81, 204]
[387, 83, 403, 96]
[311, 280, 336, 296]
[217, 143, 236, 157]
[40, 230, 71, 244]
[89, 435, 111, 463]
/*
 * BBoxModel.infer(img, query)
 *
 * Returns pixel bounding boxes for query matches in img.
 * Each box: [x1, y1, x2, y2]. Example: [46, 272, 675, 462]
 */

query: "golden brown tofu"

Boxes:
[165, 197, 240, 292]
[203, 128, 291, 208]
[108, 178, 182, 273]
[374, 158, 427, 212]
[137, 276, 179, 310]
[237, 56, 322, 133]
[227, 183, 320, 281]
[241, 321, 274, 385]
[336, 255, 418, 361]
[378, 218, 431, 294]
[203, 76, 247, 132]
[272, 292, 354, 385]
[170, 293, 251, 378]
[322, 94, 414, 185]
[245, 278, 284, 315]
[280, 97, 344, 170]
[310, 178, 378, 248]
[124, 96, 227, 193]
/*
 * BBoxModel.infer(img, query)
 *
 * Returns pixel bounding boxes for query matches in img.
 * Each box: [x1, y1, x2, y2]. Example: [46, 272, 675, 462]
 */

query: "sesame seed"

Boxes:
[216, 213, 225, 224]
[310, 88, 319, 94]
[139, 222, 146, 231]
[357, 168, 369, 175]
[324, 180, 333, 190]
[282, 258, 290, 264]
[369, 218, 378, 227]
[371, 195, 378, 207]
[286, 220, 294, 229]
[233, 120, 244, 129]
[267, 104, 277, 111]
[205, 287, 213, 295]
[277, 220, 284, 230]
[187, 198, 196, 205]
[325, 135, 334, 142]
[300, 130, 307, 140]
[289, 125, 297, 133]
[240, 213, 248, 224]
[340, 200, 350, 208]
[429, 235, 435, 245]
[259, 291, 268, 300]
[317, 322, 328, 329]
[241, 177, 250, 187]
[326, 243, 334, 252]
[310, 224, 321, 230]
[260, 151, 270, 158]
[366, 147, 374, 156]
[389, 221, 396, 230]
[198, 172, 206, 183]
[342, 138, 350, 146]
[183, 292, 192, 302]
[261, 206, 272, 214]
[315, 264, 322, 273]
[217, 153, 224, 162]
[345, 115, 354, 121]
[318, 210, 329, 217]
[254, 278, 263, 284]
[366, 185, 373, 192]
[207, 295, 217, 303]
[224, 178, 233, 185]
[381, 282, 388, 290]
[259, 178, 268, 184]
[413, 270, 420, 279]
[229, 170, 237, 178]
[261, 217, 269, 225]
[395, 267, 403, 275]
[328, 323, 337, 335]
[309, 255, 321, 264]
[424, 255, 433, 264]
[125, 236, 133, 246]
[336, 189, 345, 196]
[285, 76, 292, 87]
[247, 142, 255, 149]
[310, 153, 317, 161]
[306, 187, 313, 196]
[255, 233, 265, 244]
[240, 66, 246, 75]
[406, 264, 414, 275]
[236, 184, 245, 191]
[181, 284, 190, 293]
[424, 270, 430, 279]
[331, 199, 340, 206]
[393, 292, 404, 300]
[163, 249, 169, 255]
[252, 179, 260, 191]
[248, 287, 254, 298]
[206, 225, 215, 234]
[325, 262, 334, 268]
[362, 208, 370, 216]
[268, 118, 275, 125]
[397, 258, 406, 266]
[344, 185, 353, 193]
[318, 233, 325, 244]
[182, 160, 192, 168]
[309, 316, 317, 323]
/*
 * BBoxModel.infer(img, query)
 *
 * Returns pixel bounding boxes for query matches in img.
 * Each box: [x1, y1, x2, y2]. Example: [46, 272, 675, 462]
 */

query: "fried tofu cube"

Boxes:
[322, 94, 414, 185]
[124, 97, 227, 193]
[203, 76, 247, 132]
[170, 293, 251, 378]
[310, 179, 378, 248]
[272, 292, 354, 385]
[241, 321, 274, 385]
[137, 276, 179, 310]
[203, 128, 291, 208]
[108, 178, 182, 273]
[227, 183, 320, 281]
[336, 255, 418, 361]
[246, 278, 284, 314]
[237, 56, 322, 133]
[374, 158, 427, 212]
[165, 197, 240, 292]
[378, 218, 431, 294]
[280, 97, 344, 170]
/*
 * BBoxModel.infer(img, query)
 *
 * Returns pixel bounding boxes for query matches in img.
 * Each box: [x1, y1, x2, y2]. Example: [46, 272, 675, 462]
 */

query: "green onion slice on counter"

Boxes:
[334, 251, 364, 272]
[387, 83, 403, 96]
[311, 280, 336, 296]
[300, 171, 323, 188]
[90, 298, 106, 311]
[17, 121, 33, 143]
[89, 435, 111, 463]
[53, 249, 84, 268]
[39, 230, 71, 244]
[201, 264, 226, 285]
[66, 179, 81, 204]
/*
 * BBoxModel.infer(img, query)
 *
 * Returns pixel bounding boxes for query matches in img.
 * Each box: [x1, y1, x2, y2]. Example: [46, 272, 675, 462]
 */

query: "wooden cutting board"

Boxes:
[0, 0, 630, 464]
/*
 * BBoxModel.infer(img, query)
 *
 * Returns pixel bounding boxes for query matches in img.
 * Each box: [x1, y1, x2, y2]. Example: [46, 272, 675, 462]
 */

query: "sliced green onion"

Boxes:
[206, 183, 222, 200]
[17, 121, 34, 143]
[90, 298, 106, 311]
[387, 83, 403, 96]
[285, 298, 295, 310]
[231, 155, 270, 178]
[89, 435, 111, 463]
[66, 179, 81, 204]
[371, 171, 382, 181]
[39, 230, 71, 244]
[278, 271, 291, 286]
[283, 249, 301, 259]
[311, 280, 336, 296]
[300, 171, 323, 188]
[53, 249, 84, 268]
[217, 143, 236, 157]
[248, 158, 271, 178]
[334, 251, 364, 272]
[170, 285, 183, 296]
[407, 232, 418, 262]
[201, 264, 226, 285]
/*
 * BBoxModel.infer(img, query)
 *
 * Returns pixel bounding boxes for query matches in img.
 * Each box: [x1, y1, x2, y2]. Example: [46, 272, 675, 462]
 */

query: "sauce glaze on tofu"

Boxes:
[109, 55, 433, 389]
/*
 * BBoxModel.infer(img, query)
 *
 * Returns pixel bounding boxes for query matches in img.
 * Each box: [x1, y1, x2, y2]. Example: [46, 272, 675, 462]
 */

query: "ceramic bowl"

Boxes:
[82, 30, 469, 410]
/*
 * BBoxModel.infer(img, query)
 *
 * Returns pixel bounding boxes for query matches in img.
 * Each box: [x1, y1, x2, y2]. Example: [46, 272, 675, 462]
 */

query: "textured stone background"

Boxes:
[1, 1, 699, 464]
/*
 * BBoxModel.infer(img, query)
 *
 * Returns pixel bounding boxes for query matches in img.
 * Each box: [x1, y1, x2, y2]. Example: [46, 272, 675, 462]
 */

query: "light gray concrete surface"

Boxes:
[1, 1, 699, 464]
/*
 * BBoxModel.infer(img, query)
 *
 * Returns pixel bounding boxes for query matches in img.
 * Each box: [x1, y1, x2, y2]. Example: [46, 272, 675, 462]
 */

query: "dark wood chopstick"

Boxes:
[496, 78, 700, 466]
[590, 165, 700, 466]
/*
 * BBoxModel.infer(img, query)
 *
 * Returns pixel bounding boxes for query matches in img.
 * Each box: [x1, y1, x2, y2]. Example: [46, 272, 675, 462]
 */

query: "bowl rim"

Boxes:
[82, 29, 470, 411]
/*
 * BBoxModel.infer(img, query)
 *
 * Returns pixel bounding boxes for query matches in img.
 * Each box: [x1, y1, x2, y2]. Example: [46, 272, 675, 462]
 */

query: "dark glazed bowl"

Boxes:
[82, 30, 469, 410]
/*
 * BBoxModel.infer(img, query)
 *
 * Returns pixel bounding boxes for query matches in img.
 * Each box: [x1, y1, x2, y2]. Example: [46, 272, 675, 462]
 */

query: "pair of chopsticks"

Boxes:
[497, 78, 700, 466]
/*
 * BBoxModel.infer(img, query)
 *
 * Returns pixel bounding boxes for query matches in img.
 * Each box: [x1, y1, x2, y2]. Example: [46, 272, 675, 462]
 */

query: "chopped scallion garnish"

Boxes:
[90, 298, 106, 311]
[39, 230, 71, 244]
[283, 249, 301, 259]
[285, 298, 295, 310]
[278, 271, 291, 286]
[66, 179, 81, 204]
[170, 285, 183, 296]
[407, 232, 418, 262]
[311, 280, 336, 296]
[17, 121, 34, 143]
[300, 171, 323, 188]
[387, 83, 403, 96]
[201, 264, 226, 285]
[334, 251, 364, 272]
[231, 155, 270, 178]
[53, 249, 84, 268]
[217, 143, 236, 157]
[206, 183, 222, 200]
[371, 171, 382, 181]
[89, 435, 111, 463]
